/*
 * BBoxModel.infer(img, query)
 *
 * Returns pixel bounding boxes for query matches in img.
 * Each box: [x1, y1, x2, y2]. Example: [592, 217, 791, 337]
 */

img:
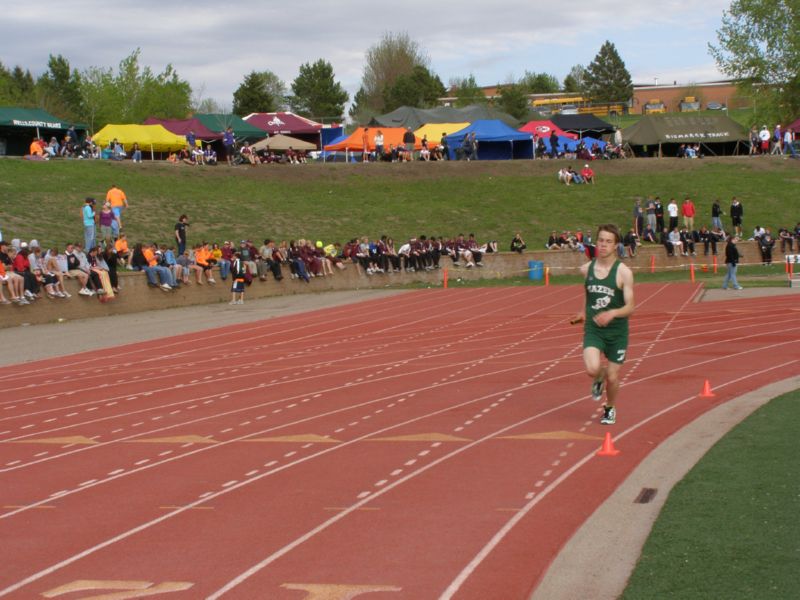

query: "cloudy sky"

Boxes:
[4, 1, 731, 112]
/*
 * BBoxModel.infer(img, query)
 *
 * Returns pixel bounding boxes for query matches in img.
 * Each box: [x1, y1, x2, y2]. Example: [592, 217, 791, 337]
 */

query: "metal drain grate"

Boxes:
[634, 487, 658, 504]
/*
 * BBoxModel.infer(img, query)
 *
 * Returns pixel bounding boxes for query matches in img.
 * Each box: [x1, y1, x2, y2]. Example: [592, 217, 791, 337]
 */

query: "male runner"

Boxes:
[570, 224, 635, 425]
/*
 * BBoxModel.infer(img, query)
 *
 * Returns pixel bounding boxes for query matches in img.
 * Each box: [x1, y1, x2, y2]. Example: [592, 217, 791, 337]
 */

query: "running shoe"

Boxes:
[591, 375, 605, 401]
[600, 406, 616, 425]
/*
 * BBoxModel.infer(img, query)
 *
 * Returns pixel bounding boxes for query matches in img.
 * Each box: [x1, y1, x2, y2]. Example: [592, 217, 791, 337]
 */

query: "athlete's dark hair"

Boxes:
[597, 223, 621, 244]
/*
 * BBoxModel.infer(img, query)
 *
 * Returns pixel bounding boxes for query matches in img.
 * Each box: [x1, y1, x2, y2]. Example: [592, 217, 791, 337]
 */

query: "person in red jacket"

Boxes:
[682, 196, 696, 231]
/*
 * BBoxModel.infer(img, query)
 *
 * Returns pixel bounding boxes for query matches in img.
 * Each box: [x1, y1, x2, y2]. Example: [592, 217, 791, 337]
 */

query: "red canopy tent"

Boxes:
[243, 112, 322, 135]
[519, 120, 578, 140]
[143, 117, 222, 140]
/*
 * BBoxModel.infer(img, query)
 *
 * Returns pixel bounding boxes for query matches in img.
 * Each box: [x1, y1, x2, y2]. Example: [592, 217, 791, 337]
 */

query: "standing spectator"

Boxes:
[681, 196, 696, 230]
[186, 130, 196, 151]
[229, 251, 245, 305]
[667, 198, 679, 231]
[374, 130, 384, 160]
[549, 130, 559, 158]
[98, 202, 119, 246]
[470, 133, 478, 160]
[771, 124, 782, 155]
[219, 241, 233, 280]
[223, 126, 236, 165]
[632, 199, 644, 236]
[82, 197, 96, 251]
[730, 197, 744, 237]
[711, 198, 724, 231]
[440, 132, 450, 160]
[361, 127, 370, 162]
[645, 197, 656, 232]
[403, 128, 416, 160]
[175, 214, 189, 256]
[758, 125, 771, 154]
[510, 232, 527, 253]
[722, 236, 743, 290]
[106, 184, 128, 238]
[654, 197, 665, 233]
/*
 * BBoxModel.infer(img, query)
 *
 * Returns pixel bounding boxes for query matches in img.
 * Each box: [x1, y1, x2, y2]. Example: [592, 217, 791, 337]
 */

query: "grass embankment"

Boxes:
[0, 156, 797, 253]
[621, 389, 800, 599]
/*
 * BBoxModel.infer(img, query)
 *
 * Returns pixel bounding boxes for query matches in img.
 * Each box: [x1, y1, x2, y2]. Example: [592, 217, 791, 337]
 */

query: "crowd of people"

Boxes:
[749, 124, 799, 158]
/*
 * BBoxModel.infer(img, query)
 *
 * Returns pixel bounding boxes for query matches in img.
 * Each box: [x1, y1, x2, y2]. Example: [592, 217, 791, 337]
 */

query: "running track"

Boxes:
[1, 284, 798, 599]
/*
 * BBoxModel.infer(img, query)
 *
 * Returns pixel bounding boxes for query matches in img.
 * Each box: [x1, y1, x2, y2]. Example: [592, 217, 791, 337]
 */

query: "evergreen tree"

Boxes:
[290, 59, 349, 120]
[583, 41, 633, 102]
[9, 66, 36, 105]
[233, 70, 286, 116]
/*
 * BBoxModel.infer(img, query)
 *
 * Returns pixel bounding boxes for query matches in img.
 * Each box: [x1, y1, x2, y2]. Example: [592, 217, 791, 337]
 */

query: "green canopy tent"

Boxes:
[193, 113, 266, 142]
[369, 105, 520, 130]
[0, 107, 86, 156]
[622, 114, 749, 157]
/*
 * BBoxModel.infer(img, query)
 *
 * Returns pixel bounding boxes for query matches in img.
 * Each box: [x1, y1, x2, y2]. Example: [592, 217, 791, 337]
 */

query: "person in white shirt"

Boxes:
[667, 199, 679, 231]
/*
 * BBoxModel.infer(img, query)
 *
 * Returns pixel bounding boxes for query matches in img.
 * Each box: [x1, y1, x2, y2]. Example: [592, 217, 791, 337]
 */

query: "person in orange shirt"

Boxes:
[29, 138, 47, 159]
[192, 242, 216, 284]
[106, 184, 128, 237]
[142, 243, 174, 290]
[114, 233, 130, 267]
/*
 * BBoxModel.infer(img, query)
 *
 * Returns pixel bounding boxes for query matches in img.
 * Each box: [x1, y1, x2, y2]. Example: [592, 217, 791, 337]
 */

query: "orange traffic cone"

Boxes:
[699, 379, 715, 398]
[596, 431, 620, 456]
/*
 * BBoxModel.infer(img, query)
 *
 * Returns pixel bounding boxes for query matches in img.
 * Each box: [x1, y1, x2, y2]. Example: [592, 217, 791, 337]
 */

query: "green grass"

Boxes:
[0, 156, 797, 254]
[621, 389, 800, 599]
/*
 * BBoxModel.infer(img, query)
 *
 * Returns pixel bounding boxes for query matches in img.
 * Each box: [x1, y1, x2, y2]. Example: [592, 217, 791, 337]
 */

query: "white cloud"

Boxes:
[2, 1, 731, 106]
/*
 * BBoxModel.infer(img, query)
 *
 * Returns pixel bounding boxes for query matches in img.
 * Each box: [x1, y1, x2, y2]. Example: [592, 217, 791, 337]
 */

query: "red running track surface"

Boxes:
[1, 283, 798, 599]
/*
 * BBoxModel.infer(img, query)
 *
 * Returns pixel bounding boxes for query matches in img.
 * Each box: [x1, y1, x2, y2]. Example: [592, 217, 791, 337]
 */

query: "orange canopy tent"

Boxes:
[323, 127, 423, 152]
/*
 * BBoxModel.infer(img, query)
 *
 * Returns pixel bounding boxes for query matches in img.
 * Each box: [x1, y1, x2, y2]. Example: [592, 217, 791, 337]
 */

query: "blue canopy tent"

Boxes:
[540, 135, 607, 154]
[318, 133, 349, 162]
[445, 120, 533, 160]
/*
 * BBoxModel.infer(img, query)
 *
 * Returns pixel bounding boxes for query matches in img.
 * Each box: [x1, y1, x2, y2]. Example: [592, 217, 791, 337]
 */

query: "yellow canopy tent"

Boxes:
[413, 122, 470, 144]
[93, 124, 198, 153]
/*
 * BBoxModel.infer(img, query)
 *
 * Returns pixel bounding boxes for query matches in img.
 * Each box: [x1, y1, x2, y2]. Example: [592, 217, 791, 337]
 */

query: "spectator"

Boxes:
[641, 225, 657, 243]
[622, 229, 638, 258]
[223, 127, 236, 165]
[633, 199, 643, 235]
[680, 227, 696, 256]
[374, 130, 384, 159]
[13, 242, 40, 300]
[667, 198, 679, 231]
[557, 167, 572, 185]
[0, 241, 26, 303]
[730, 197, 744, 237]
[105, 184, 128, 238]
[192, 242, 216, 284]
[581, 163, 595, 184]
[175, 214, 189, 255]
[229, 251, 245, 304]
[681, 196, 696, 230]
[722, 236, 743, 290]
[131, 142, 142, 163]
[82, 197, 96, 251]
[668, 228, 683, 256]
[403, 128, 416, 160]
[97, 202, 119, 246]
[510, 232, 527, 253]
[759, 231, 775, 265]
[777, 227, 794, 254]
[115, 233, 131, 267]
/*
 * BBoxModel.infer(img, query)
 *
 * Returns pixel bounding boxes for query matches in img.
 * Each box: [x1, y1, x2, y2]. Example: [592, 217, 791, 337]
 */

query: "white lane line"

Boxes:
[107, 469, 124, 476]
[158, 451, 172, 457]
[134, 459, 149, 466]
[245, 470, 259, 477]
[222, 480, 238, 488]
[79, 479, 97, 487]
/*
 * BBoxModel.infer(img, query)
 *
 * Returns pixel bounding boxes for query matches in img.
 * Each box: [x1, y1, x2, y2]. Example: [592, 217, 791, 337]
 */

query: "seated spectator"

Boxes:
[546, 231, 561, 250]
[191, 145, 205, 165]
[0, 242, 26, 304]
[567, 165, 584, 184]
[557, 167, 572, 185]
[581, 163, 595, 184]
[239, 141, 257, 165]
[680, 227, 697, 256]
[623, 229, 638, 258]
[115, 234, 131, 267]
[63, 243, 93, 295]
[668, 227, 683, 255]
[191, 242, 216, 284]
[752, 225, 766, 241]
[778, 227, 794, 253]
[510, 232, 527, 253]
[759, 231, 775, 264]
[131, 142, 142, 163]
[204, 145, 218, 165]
[134, 242, 174, 290]
[661, 228, 675, 257]
[642, 225, 657, 243]
[28, 138, 48, 160]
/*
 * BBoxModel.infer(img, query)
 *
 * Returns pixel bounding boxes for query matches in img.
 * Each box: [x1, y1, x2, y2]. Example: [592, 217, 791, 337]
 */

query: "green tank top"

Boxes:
[585, 259, 627, 330]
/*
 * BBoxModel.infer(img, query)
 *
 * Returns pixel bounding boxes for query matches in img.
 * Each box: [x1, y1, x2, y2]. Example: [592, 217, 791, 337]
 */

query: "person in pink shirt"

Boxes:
[682, 196, 696, 230]
[581, 164, 595, 184]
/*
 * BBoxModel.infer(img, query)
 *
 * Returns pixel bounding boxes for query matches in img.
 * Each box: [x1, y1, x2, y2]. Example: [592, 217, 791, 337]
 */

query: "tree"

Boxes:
[290, 59, 349, 120]
[518, 71, 560, 94]
[7, 66, 36, 105]
[583, 41, 633, 102]
[451, 75, 487, 107]
[382, 65, 445, 111]
[233, 70, 287, 116]
[357, 31, 430, 115]
[709, 0, 800, 122]
[563, 64, 587, 95]
[497, 83, 530, 120]
[37, 54, 83, 121]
